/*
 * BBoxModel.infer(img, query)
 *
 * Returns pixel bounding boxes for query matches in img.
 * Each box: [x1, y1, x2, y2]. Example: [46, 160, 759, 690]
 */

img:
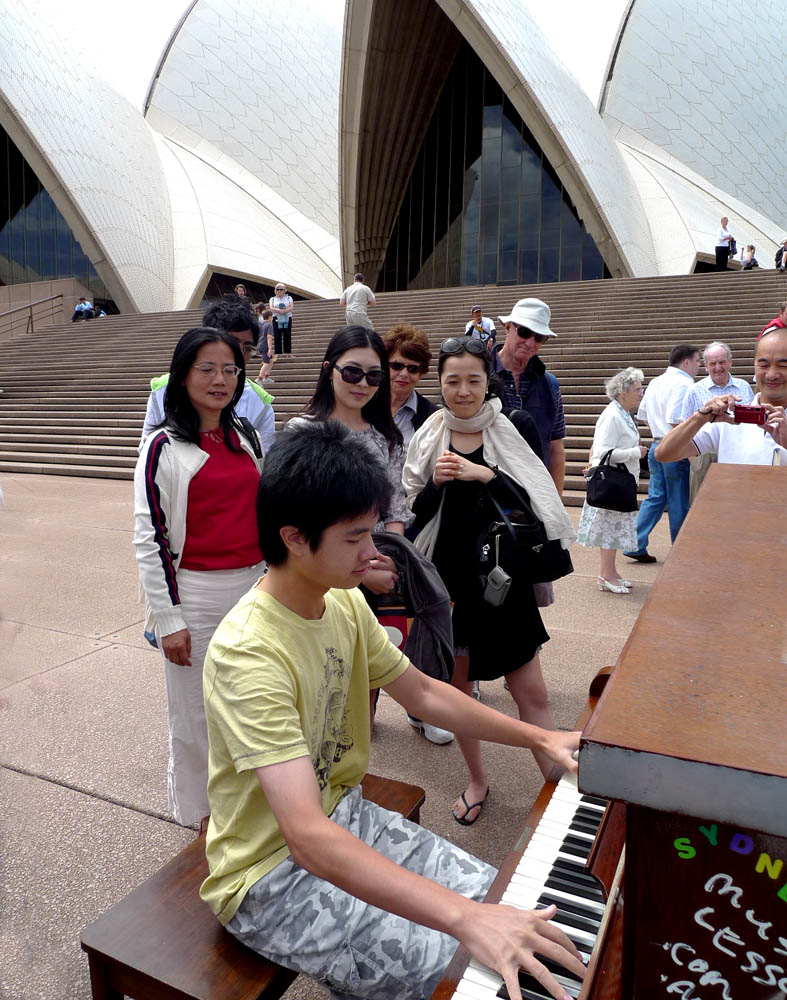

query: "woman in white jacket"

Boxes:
[577, 367, 647, 594]
[134, 328, 264, 829]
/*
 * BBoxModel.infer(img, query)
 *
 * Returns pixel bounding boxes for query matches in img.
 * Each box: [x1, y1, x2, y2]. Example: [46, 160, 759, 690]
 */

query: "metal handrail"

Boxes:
[0, 293, 63, 338]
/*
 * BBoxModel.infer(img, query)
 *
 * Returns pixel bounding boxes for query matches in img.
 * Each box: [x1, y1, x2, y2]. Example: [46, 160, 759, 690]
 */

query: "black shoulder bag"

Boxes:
[482, 479, 573, 585]
[585, 449, 638, 512]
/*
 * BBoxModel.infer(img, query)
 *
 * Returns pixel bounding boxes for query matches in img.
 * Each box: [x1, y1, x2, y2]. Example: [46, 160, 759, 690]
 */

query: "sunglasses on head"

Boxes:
[514, 324, 549, 344]
[334, 363, 385, 386]
[389, 360, 423, 375]
[440, 337, 486, 356]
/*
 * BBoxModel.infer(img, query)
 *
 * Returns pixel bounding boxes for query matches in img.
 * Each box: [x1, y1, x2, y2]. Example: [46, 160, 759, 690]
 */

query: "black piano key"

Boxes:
[497, 968, 582, 999]
[580, 793, 608, 807]
[559, 839, 591, 860]
[574, 805, 604, 825]
[569, 817, 600, 836]
[552, 856, 596, 880]
[536, 895, 601, 934]
[537, 890, 604, 923]
[534, 953, 585, 985]
[545, 872, 606, 903]
[564, 834, 592, 852]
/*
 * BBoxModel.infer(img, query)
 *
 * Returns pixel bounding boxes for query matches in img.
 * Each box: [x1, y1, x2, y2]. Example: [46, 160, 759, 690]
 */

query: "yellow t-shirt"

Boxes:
[200, 585, 408, 924]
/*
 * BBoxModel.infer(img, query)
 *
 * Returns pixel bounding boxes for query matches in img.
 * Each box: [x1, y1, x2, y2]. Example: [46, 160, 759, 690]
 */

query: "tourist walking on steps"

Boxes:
[133, 328, 265, 831]
[269, 282, 293, 355]
[340, 272, 376, 329]
[404, 337, 575, 823]
[623, 344, 700, 563]
[577, 368, 647, 593]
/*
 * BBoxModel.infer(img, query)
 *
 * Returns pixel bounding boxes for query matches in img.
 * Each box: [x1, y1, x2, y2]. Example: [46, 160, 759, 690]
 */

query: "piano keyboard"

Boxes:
[451, 772, 609, 1000]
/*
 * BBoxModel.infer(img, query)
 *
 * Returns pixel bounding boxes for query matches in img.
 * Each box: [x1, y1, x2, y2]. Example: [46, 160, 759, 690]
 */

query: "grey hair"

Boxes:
[703, 340, 732, 363]
[605, 367, 644, 401]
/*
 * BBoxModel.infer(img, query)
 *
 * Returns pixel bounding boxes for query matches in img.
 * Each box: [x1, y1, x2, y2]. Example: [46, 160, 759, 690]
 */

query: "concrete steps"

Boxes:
[0, 269, 783, 505]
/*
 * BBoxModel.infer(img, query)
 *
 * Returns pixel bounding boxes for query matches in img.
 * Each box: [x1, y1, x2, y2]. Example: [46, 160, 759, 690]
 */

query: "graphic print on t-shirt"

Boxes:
[311, 646, 354, 789]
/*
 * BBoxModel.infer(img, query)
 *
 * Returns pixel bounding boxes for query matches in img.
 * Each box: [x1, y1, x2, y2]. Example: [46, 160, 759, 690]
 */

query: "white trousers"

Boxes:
[159, 563, 262, 826]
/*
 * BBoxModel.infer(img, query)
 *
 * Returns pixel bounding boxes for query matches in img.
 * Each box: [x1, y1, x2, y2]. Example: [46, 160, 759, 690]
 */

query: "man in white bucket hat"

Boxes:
[490, 297, 566, 494]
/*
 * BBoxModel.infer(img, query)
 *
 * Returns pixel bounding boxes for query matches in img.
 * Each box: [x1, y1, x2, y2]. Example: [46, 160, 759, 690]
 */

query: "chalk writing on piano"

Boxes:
[628, 811, 787, 999]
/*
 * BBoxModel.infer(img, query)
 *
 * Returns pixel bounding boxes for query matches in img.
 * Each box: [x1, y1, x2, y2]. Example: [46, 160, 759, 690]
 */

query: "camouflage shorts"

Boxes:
[227, 785, 496, 1000]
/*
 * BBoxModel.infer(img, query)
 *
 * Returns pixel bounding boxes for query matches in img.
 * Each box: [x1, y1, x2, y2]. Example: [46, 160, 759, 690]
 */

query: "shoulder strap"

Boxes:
[237, 416, 263, 459]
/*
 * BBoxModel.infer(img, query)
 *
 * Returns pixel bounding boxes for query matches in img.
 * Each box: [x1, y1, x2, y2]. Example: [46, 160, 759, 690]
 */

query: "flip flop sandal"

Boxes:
[452, 788, 490, 826]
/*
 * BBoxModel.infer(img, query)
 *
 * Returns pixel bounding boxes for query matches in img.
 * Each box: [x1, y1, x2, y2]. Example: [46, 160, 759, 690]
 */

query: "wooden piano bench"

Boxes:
[80, 774, 425, 1000]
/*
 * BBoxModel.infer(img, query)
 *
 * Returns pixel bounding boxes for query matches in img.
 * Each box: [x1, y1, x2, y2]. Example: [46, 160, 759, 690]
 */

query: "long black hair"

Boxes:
[302, 326, 403, 455]
[162, 327, 247, 451]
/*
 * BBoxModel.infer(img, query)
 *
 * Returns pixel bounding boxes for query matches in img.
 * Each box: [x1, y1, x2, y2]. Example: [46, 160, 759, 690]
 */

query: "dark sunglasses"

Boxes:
[440, 336, 486, 356]
[334, 363, 385, 387]
[389, 360, 423, 375]
[514, 324, 549, 344]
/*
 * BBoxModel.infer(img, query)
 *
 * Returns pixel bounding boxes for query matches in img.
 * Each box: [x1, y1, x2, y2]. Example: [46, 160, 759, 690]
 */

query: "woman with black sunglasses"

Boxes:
[382, 323, 438, 446]
[404, 337, 575, 824]
[287, 326, 408, 593]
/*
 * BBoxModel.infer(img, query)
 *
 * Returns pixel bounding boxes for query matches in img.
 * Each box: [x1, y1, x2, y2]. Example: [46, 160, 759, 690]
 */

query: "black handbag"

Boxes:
[585, 449, 638, 512]
[482, 480, 573, 585]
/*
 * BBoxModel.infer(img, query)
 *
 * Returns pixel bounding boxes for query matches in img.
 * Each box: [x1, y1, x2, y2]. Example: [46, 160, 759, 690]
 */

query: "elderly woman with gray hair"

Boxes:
[577, 367, 648, 593]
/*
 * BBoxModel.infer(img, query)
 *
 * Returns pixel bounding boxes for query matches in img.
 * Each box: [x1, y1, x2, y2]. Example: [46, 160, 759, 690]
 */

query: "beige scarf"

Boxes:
[403, 398, 576, 559]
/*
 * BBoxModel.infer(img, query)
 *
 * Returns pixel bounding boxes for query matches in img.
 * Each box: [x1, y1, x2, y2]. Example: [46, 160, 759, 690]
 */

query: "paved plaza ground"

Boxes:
[0, 472, 671, 999]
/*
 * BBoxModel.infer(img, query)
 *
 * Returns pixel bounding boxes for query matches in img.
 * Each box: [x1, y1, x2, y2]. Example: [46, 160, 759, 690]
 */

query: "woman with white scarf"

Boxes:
[404, 337, 575, 825]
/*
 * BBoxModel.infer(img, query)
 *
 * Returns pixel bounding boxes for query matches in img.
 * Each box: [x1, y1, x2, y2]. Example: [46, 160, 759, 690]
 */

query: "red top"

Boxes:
[758, 315, 786, 340]
[180, 430, 263, 571]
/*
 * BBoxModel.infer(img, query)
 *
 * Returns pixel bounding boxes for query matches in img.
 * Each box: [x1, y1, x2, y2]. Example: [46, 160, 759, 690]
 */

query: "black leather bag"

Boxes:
[483, 481, 573, 585]
[586, 449, 638, 512]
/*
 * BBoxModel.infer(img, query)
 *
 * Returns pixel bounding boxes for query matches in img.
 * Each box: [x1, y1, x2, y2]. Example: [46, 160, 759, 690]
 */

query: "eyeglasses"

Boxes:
[334, 363, 385, 386]
[275, 286, 285, 291]
[440, 337, 487, 356]
[389, 360, 423, 375]
[514, 325, 549, 344]
[239, 342, 255, 357]
[192, 363, 242, 378]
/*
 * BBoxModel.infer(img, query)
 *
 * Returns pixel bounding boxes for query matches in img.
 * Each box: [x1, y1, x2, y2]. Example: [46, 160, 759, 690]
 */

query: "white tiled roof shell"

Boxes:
[603, 0, 787, 231]
[156, 137, 343, 306]
[146, 0, 343, 267]
[439, 0, 656, 277]
[0, 0, 174, 312]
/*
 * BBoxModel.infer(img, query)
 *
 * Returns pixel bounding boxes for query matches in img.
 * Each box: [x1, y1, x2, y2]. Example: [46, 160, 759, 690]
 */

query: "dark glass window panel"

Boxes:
[481, 252, 497, 285]
[560, 243, 581, 282]
[26, 189, 42, 278]
[480, 201, 499, 255]
[519, 197, 540, 250]
[519, 249, 539, 284]
[500, 202, 518, 253]
[541, 196, 561, 248]
[500, 250, 517, 284]
[582, 238, 605, 280]
[540, 247, 560, 283]
[376, 39, 607, 290]
[56, 213, 72, 276]
[40, 189, 57, 279]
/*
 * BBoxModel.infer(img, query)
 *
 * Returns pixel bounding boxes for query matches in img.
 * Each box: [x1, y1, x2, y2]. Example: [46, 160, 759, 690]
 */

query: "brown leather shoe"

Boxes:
[624, 552, 657, 563]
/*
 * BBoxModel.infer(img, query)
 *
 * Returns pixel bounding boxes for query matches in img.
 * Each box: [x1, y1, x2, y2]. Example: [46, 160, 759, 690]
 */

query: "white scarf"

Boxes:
[403, 398, 576, 559]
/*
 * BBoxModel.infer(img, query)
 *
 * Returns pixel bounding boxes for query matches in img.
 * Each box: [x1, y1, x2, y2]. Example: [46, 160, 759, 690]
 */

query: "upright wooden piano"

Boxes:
[433, 464, 787, 1000]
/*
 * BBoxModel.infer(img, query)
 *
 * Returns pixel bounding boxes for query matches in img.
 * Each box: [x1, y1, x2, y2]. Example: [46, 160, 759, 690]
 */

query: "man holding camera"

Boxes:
[656, 329, 787, 466]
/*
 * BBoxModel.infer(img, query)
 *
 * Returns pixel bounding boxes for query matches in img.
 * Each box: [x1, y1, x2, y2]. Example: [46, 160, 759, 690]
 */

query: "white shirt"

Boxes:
[464, 316, 496, 342]
[716, 226, 732, 248]
[637, 366, 695, 438]
[341, 282, 375, 312]
[678, 374, 754, 422]
[692, 395, 787, 466]
[393, 390, 419, 445]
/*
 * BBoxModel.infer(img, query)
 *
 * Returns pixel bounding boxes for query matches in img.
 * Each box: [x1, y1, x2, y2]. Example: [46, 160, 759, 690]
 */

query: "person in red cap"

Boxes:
[758, 299, 787, 341]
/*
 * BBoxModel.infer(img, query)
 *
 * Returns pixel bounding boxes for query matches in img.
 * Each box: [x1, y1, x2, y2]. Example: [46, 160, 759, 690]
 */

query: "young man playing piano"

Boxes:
[200, 421, 584, 1000]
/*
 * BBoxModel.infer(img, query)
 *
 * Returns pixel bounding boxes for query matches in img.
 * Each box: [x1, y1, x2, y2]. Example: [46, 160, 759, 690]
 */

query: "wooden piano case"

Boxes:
[581, 464, 787, 999]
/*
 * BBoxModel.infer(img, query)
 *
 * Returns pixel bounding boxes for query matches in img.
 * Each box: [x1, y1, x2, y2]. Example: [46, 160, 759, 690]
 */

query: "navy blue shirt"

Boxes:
[490, 346, 565, 464]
